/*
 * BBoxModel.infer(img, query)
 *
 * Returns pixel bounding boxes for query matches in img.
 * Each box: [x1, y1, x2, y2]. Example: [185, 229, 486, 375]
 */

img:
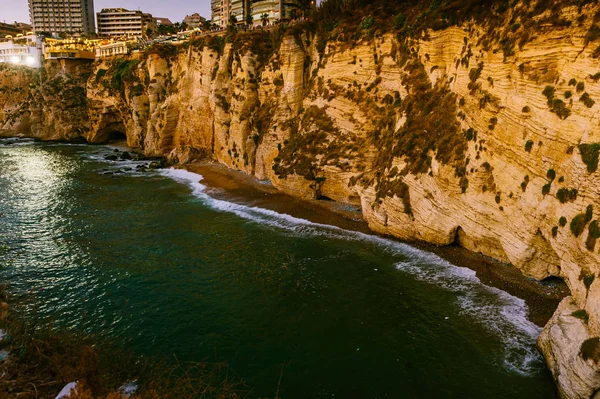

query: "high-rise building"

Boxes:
[28, 0, 95, 36]
[211, 0, 223, 27]
[97, 9, 156, 38]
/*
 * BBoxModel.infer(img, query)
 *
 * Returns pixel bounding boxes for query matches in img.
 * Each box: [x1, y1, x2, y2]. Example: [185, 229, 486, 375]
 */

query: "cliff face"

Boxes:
[0, 61, 90, 140]
[4, 2, 600, 397]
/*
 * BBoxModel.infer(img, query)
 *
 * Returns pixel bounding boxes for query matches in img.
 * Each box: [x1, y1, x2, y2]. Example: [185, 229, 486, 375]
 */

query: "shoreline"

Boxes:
[185, 160, 569, 328]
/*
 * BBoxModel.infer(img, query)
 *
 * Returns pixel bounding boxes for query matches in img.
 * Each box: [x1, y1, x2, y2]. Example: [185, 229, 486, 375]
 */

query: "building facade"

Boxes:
[211, 0, 223, 27]
[211, 0, 250, 27]
[43, 38, 95, 60]
[213, 0, 311, 27]
[95, 41, 131, 58]
[97, 9, 156, 38]
[183, 13, 207, 29]
[28, 0, 95, 36]
[0, 35, 44, 68]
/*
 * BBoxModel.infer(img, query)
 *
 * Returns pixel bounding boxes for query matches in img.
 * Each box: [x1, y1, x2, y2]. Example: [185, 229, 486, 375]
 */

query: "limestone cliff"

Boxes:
[4, 1, 600, 396]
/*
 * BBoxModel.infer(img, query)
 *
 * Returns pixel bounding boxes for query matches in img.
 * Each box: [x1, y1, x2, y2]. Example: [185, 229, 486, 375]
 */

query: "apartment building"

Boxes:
[28, 0, 95, 36]
[211, 0, 249, 27]
[97, 9, 156, 38]
[211, 0, 223, 27]
[250, 0, 280, 25]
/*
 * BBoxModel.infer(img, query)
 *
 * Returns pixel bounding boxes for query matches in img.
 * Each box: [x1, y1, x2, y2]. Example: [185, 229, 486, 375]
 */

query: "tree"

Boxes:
[229, 14, 238, 25]
[180, 22, 188, 31]
[246, 14, 253, 25]
[261, 13, 269, 26]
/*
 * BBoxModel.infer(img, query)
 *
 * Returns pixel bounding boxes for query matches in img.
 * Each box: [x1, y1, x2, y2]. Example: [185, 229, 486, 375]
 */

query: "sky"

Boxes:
[1, 0, 212, 24]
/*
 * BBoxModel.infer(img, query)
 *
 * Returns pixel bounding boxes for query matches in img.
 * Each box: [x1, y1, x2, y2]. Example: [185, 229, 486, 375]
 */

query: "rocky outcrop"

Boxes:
[5, 2, 600, 396]
[0, 60, 90, 140]
[540, 297, 600, 398]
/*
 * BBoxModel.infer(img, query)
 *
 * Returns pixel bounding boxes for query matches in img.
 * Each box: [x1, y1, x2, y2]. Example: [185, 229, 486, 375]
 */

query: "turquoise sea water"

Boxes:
[0, 139, 556, 398]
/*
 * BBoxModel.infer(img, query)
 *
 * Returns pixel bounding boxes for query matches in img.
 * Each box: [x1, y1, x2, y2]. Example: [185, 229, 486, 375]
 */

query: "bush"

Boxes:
[571, 213, 589, 237]
[95, 68, 107, 82]
[525, 140, 534, 152]
[579, 143, 600, 173]
[359, 15, 374, 30]
[587, 220, 600, 251]
[581, 337, 600, 361]
[583, 272, 596, 289]
[393, 13, 406, 28]
[573, 309, 590, 323]
[580, 92, 596, 108]
[577, 81, 585, 93]
[542, 183, 552, 195]
[557, 188, 578, 203]
[547, 169, 556, 180]
[552, 226, 559, 237]
[522, 106, 530, 113]
[559, 216, 568, 227]
[565, 90, 572, 99]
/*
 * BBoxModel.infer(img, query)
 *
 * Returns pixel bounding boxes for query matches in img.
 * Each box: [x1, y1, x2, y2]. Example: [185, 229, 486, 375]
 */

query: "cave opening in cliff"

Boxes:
[106, 130, 127, 143]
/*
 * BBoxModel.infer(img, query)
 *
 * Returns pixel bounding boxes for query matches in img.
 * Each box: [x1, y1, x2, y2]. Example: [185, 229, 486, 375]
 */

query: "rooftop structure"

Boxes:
[0, 22, 33, 38]
[183, 13, 207, 29]
[0, 34, 44, 68]
[155, 17, 173, 26]
[28, 0, 95, 36]
[97, 8, 156, 38]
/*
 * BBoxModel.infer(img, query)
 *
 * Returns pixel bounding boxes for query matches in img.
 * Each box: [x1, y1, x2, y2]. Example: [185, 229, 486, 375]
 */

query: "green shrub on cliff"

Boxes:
[572, 309, 590, 323]
[581, 337, 600, 361]
[580, 92, 596, 108]
[571, 206, 594, 238]
[556, 188, 578, 203]
[578, 143, 600, 173]
[586, 220, 600, 251]
[145, 43, 179, 61]
[95, 68, 107, 83]
[559, 216, 568, 227]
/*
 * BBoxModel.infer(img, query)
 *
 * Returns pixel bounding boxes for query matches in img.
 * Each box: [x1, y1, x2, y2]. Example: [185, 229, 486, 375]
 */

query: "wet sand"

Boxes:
[185, 161, 569, 327]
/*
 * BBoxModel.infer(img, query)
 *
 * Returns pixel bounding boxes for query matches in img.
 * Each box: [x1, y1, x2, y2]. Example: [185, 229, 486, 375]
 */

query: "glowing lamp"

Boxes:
[9, 55, 20, 64]
[26, 56, 35, 65]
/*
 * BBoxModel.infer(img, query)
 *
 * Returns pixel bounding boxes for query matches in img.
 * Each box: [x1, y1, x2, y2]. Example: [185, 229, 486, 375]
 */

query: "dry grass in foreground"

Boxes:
[0, 285, 249, 399]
